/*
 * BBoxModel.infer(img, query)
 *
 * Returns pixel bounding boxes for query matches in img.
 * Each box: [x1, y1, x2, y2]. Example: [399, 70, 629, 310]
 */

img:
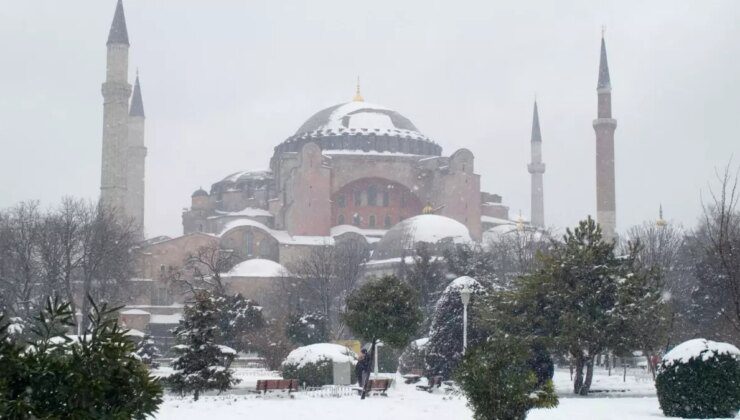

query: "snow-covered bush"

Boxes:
[135, 334, 162, 368]
[456, 337, 558, 420]
[425, 276, 485, 379]
[281, 343, 356, 386]
[656, 338, 740, 418]
[398, 337, 428, 374]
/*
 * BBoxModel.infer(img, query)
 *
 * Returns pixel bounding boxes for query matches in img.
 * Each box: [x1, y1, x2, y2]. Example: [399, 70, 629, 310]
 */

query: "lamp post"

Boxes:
[460, 286, 472, 355]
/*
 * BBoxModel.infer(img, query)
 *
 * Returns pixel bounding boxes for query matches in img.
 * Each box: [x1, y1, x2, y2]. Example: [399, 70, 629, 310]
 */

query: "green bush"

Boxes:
[656, 339, 740, 418]
[456, 338, 558, 420]
[282, 357, 356, 387]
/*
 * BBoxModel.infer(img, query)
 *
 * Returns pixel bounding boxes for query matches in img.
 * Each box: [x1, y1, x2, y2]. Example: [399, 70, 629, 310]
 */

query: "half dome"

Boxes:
[373, 214, 471, 260]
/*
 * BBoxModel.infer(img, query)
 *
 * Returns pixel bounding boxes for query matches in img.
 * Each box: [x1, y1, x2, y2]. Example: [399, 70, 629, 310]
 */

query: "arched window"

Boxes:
[354, 190, 362, 206]
[369, 215, 376, 228]
[245, 231, 254, 256]
[352, 214, 361, 226]
[384, 215, 392, 228]
[338, 214, 345, 225]
[368, 185, 378, 206]
[337, 194, 346, 208]
[382, 191, 390, 207]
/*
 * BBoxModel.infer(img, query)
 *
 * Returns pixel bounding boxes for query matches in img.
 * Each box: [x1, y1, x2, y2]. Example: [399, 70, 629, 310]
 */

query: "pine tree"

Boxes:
[135, 334, 162, 369]
[286, 311, 329, 346]
[169, 291, 239, 400]
[214, 293, 265, 353]
[406, 242, 447, 319]
[425, 276, 485, 379]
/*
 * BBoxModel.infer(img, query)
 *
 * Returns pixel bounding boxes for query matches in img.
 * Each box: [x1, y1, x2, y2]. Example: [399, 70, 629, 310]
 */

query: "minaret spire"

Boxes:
[593, 32, 618, 241]
[130, 73, 145, 117]
[528, 100, 546, 228]
[107, 0, 129, 46]
[353, 76, 364, 102]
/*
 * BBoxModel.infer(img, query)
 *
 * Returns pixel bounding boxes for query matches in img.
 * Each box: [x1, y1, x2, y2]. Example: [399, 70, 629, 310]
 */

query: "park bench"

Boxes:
[354, 378, 392, 397]
[255, 379, 299, 398]
[402, 369, 424, 384]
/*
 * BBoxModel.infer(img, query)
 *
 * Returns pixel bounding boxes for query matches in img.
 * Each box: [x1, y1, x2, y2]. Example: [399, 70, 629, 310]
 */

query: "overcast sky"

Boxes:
[1, 0, 738, 238]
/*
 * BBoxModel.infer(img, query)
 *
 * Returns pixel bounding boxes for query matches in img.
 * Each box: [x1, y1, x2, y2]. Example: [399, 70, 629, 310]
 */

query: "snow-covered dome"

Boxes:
[223, 258, 290, 278]
[373, 214, 472, 260]
[283, 343, 357, 368]
[274, 101, 442, 157]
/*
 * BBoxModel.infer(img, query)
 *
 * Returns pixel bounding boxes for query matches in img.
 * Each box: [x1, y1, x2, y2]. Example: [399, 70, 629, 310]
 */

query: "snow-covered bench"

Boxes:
[416, 375, 443, 392]
[255, 379, 299, 397]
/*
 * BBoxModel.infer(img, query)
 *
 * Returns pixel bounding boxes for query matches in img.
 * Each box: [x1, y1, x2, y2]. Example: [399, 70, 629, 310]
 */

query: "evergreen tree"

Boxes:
[214, 293, 265, 353]
[0, 297, 162, 419]
[286, 311, 329, 346]
[405, 242, 447, 319]
[425, 276, 485, 379]
[169, 291, 239, 400]
[135, 334, 162, 369]
[488, 217, 667, 395]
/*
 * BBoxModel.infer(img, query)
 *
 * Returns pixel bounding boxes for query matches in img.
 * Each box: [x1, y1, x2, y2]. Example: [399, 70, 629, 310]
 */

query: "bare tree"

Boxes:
[698, 162, 740, 335]
[180, 243, 237, 295]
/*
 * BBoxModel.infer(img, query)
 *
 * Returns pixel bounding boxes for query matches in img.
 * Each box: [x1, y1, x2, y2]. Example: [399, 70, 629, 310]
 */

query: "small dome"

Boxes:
[223, 258, 290, 278]
[191, 188, 208, 198]
[373, 214, 471, 260]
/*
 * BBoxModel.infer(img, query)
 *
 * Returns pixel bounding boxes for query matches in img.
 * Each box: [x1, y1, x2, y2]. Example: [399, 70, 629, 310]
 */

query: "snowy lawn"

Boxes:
[154, 369, 738, 419]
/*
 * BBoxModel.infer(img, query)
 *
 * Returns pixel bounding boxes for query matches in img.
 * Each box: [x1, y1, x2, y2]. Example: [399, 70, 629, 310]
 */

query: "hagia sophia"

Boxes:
[99, 1, 617, 338]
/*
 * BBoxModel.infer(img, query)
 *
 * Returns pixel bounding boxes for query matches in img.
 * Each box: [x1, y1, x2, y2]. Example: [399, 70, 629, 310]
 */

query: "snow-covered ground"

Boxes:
[154, 368, 738, 419]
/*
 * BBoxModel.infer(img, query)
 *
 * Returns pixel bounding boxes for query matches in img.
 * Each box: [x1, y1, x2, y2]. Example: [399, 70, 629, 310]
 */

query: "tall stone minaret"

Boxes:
[126, 73, 146, 239]
[100, 0, 132, 214]
[527, 100, 545, 228]
[593, 33, 618, 241]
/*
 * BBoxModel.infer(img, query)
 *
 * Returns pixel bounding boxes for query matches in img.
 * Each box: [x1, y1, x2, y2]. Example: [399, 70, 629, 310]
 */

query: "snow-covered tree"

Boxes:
[135, 334, 162, 369]
[402, 242, 447, 319]
[425, 276, 485, 379]
[168, 291, 239, 400]
[286, 311, 328, 346]
[214, 293, 265, 353]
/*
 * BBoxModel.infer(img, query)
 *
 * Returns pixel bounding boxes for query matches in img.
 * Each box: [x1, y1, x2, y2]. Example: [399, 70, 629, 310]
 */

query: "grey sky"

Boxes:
[1, 0, 738, 238]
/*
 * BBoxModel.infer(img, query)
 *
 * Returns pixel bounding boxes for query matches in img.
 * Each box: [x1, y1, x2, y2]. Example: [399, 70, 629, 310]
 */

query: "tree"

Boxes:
[425, 276, 486, 379]
[182, 243, 237, 295]
[168, 291, 239, 400]
[0, 296, 163, 419]
[214, 293, 265, 353]
[402, 242, 447, 320]
[343, 275, 422, 398]
[286, 311, 329, 346]
[135, 334, 162, 369]
[456, 337, 558, 420]
[490, 217, 667, 395]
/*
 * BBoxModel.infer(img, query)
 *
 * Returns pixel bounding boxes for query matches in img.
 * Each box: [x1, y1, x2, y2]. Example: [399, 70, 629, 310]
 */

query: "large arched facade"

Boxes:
[331, 177, 423, 229]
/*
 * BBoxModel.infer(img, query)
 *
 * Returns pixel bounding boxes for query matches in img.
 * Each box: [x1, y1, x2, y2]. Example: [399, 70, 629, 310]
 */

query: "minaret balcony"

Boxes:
[527, 162, 546, 174]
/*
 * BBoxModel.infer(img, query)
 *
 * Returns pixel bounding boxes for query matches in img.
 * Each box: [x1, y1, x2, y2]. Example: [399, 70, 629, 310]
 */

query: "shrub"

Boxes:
[456, 338, 557, 420]
[656, 338, 740, 418]
[281, 343, 357, 386]
[282, 358, 334, 387]
[286, 312, 328, 346]
[398, 338, 428, 374]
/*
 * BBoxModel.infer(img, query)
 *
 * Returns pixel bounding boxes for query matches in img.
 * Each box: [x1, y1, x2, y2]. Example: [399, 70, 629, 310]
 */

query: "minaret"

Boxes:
[126, 73, 146, 239]
[527, 100, 546, 228]
[100, 0, 132, 214]
[593, 32, 618, 241]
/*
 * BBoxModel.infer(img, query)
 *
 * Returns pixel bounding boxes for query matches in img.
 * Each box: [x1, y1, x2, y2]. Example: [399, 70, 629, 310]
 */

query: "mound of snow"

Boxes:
[283, 343, 357, 368]
[662, 338, 740, 367]
[224, 258, 290, 278]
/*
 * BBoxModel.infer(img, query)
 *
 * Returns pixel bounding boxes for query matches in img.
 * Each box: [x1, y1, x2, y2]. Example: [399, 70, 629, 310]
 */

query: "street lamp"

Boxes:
[460, 285, 472, 355]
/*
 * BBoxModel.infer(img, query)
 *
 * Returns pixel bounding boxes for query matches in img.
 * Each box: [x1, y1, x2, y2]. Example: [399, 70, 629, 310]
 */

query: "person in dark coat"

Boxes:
[355, 348, 370, 386]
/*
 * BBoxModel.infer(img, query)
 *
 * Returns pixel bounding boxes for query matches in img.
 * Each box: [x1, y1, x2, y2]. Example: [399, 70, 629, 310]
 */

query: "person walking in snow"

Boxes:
[356, 348, 370, 387]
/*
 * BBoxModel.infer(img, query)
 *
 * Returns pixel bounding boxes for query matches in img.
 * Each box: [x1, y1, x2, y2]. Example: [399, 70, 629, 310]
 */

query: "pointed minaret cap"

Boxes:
[352, 77, 364, 102]
[597, 31, 611, 91]
[130, 73, 145, 117]
[656, 204, 668, 227]
[531, 100, 542, 143]
[107, 0, 130, 46]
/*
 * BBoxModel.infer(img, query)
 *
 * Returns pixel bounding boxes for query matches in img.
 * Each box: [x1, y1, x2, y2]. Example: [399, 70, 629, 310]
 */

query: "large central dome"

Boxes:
[273, 100, 442, 158]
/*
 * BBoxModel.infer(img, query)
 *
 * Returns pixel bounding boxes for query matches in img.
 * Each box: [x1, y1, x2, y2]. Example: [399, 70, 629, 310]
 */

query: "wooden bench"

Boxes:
[255, 379, 299, 397]
[354, 378, 392, 397]
[403, 369, 424, 384]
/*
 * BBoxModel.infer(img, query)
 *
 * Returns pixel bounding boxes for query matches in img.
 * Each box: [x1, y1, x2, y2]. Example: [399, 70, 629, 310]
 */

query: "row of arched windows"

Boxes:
[337, 188, 390, 208]
[337, 214, 394, 229]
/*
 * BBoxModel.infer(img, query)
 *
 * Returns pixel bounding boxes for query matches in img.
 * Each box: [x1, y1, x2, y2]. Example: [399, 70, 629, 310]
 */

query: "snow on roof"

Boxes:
[283, 343, 357, 368]
[400, 214, 472, 244]
[223, 258, 291, 278]
[220, 170, 272, 184]
[330, 224, 387, 238]
[481, 215, 515, 225]
[120, 309, 151, 316]
[124, 328, 146, 338]
[219, 218, 334, 246]
[150, 313, 182, 324]
[323, 150, 423, 157]
[662, 338, 740, 367]
[210, 208, 274, 219]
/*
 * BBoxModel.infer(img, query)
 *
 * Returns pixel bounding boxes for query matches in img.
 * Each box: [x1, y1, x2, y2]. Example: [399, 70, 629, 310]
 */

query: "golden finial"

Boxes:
[516, 211, 525, 231]
[657, 204, 667, 227]
[353, 76, 364, 102]
[422, 202, 434, 214]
